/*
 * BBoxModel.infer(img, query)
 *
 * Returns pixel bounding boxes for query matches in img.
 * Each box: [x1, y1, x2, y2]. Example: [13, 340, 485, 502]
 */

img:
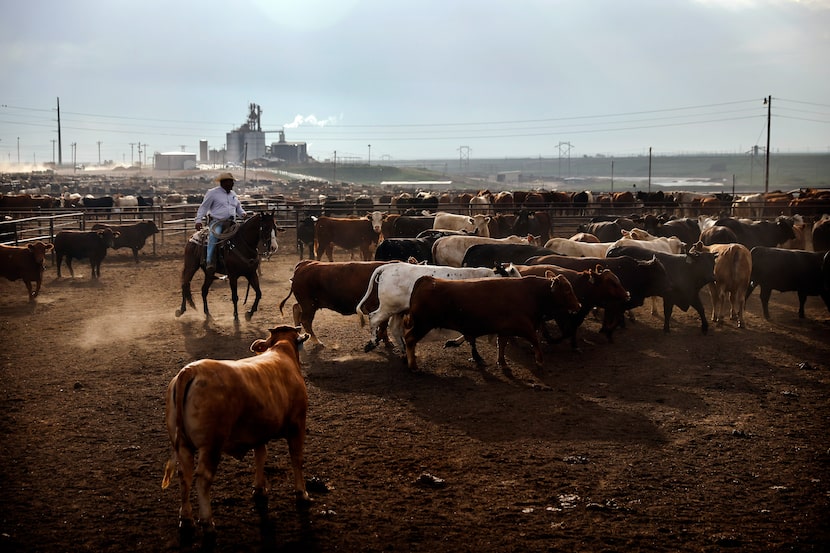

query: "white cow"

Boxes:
[611, 236, 686, 254]
[431, 234, 536, 267]
[433, 212, 491, 238]
[355, 262, 520, 351]
[367, 210, 387, 234]
[544, 238, 616, 258]
[731, 193, 765, 219]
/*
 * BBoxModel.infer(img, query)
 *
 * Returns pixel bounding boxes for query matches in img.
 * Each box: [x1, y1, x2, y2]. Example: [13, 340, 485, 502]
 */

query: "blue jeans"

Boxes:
[206, 219, 226, 266]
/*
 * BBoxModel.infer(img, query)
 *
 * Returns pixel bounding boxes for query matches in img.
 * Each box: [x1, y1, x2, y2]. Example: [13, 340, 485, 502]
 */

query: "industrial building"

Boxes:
[224, 103, 308, 165]
[154, 151, 197, 170]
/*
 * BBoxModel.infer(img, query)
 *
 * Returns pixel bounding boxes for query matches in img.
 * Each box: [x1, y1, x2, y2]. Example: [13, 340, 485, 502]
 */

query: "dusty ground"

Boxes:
[1, 234, 829, 553]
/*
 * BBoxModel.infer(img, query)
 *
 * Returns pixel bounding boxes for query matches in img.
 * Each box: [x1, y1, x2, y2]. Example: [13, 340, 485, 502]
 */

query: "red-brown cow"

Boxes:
[0, 241, 54, 301]
[514, 264, 629, 347]
[278, 260, 391, 346]
[162, 325, 310, 534]
[53, 228, 119, 279]
[314, 215, 381, 261]
[403, 274, 580, 371]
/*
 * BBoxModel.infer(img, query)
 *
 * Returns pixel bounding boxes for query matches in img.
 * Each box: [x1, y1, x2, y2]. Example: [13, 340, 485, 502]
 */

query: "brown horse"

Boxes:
[175, 211, 278, 321]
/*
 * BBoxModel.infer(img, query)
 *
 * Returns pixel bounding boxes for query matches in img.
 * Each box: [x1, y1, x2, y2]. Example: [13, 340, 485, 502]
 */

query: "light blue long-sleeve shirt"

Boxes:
[195, 186, 246, 224]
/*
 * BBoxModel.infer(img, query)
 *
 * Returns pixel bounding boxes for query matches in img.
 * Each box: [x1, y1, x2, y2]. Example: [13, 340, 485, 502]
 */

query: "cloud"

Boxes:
[283, 114, 341, 129]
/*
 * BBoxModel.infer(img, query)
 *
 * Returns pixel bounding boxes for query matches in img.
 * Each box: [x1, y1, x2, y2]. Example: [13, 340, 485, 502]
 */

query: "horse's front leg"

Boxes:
[229, 276, 240, 321]
[201, 274, 214, 320]
[245, 273, 262, 321]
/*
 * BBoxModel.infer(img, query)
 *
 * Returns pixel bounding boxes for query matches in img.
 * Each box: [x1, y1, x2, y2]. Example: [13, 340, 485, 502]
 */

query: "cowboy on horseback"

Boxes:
[194, 172, 246, 271]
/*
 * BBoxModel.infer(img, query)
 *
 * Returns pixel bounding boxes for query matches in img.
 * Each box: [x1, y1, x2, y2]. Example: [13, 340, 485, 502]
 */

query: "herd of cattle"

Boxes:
[4, 188, 830, 536]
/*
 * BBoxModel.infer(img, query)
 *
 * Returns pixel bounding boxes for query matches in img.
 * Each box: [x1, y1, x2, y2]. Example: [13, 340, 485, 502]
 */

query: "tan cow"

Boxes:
[162, 325, 310, 533]
[701, 243, 752, 328]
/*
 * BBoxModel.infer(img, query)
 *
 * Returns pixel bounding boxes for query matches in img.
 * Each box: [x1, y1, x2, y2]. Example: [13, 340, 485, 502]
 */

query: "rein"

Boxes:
[226, 214, 269, 267]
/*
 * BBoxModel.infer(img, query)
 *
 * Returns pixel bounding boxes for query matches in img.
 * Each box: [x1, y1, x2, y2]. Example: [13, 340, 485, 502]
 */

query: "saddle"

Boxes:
[189, 227, 232, 274]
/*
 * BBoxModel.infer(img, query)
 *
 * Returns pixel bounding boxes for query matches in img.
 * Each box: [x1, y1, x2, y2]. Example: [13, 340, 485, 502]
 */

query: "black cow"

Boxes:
[54, 228, 119, 279]
[511, 210, 550, 242]
[714, 216, 795, 250]
[461, 243, 555, 268]
[385, 215, 435, 238]
[80, 196, 114, 210]
[297, 215, 317, 259]
[607, 244, 716, 334]
[700, 225, 738, 246]
[644, 217, 701, 245]
[577, 221, 622, 242]
[374, 238, 434, 263]
[746, 247, 830, 319]
[91, 220, 159, 263]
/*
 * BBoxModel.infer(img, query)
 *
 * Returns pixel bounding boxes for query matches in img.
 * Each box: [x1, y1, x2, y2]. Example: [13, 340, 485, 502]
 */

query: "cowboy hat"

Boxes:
[214, 172, 236, 182]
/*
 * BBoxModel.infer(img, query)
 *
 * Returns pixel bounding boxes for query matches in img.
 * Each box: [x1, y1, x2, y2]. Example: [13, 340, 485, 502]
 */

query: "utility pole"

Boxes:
[57, 97, 63, 166]
[97, 141, 102, 165]
[368, 144, 371, 166]
[764, 95, 771, 194]
[137, 143, 142, 168]
[142, 143, 148, 167]
[129, 142, 136, 165]
[51, 139, 56, 165]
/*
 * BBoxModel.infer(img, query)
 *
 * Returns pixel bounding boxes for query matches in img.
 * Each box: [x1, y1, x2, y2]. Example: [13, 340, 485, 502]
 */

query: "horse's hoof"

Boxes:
[175, 309, 183, 317]
[245, 312, 253, 321]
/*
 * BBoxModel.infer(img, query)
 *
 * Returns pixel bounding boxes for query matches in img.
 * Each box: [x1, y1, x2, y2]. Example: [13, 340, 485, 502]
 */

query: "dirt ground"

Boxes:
[1, 233, 829, 553]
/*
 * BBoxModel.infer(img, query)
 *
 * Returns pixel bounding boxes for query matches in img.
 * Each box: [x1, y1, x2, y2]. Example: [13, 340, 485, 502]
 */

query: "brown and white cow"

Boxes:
[313, 215, 382, 261]
[278, 260, 392, 346]
[0, 241, 54, 301]
[402, 274, 580, 371]
[161, 325, 310, 533]
[700, 243, 752, 328]
[53, 228, 119, 279]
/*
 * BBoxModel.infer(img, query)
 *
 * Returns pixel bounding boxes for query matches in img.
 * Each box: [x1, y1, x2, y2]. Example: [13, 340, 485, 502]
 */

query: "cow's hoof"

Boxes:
[295, 491, 312, 508]
[364, 341, 376, 353]
[175, 309, 184, 317]
[245, 311, 254, 321]
[177, 518, 195, 545]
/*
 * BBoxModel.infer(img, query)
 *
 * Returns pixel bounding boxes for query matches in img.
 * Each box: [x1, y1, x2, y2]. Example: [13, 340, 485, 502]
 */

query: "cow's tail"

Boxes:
[355, 266, 383, 327]
[161, 366, 197, 490]
[278, 280, 294, 316]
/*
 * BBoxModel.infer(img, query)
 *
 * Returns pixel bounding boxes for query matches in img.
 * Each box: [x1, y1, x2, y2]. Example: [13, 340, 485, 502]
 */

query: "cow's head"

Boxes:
[95, 228, 120, 248]
[544, 272, 581, 315]
[28, 241, 54, 264]
[251, 325, 310, 355]
[366, 211, 386, 234]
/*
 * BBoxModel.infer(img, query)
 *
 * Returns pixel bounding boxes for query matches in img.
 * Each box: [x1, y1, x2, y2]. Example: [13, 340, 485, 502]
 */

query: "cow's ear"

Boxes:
[250, 339, 269, 353]
[45, 243, 54, 252]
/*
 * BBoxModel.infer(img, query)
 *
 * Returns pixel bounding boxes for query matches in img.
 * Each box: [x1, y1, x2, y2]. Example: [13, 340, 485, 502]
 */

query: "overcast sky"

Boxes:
[2, 0, 829, 168]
